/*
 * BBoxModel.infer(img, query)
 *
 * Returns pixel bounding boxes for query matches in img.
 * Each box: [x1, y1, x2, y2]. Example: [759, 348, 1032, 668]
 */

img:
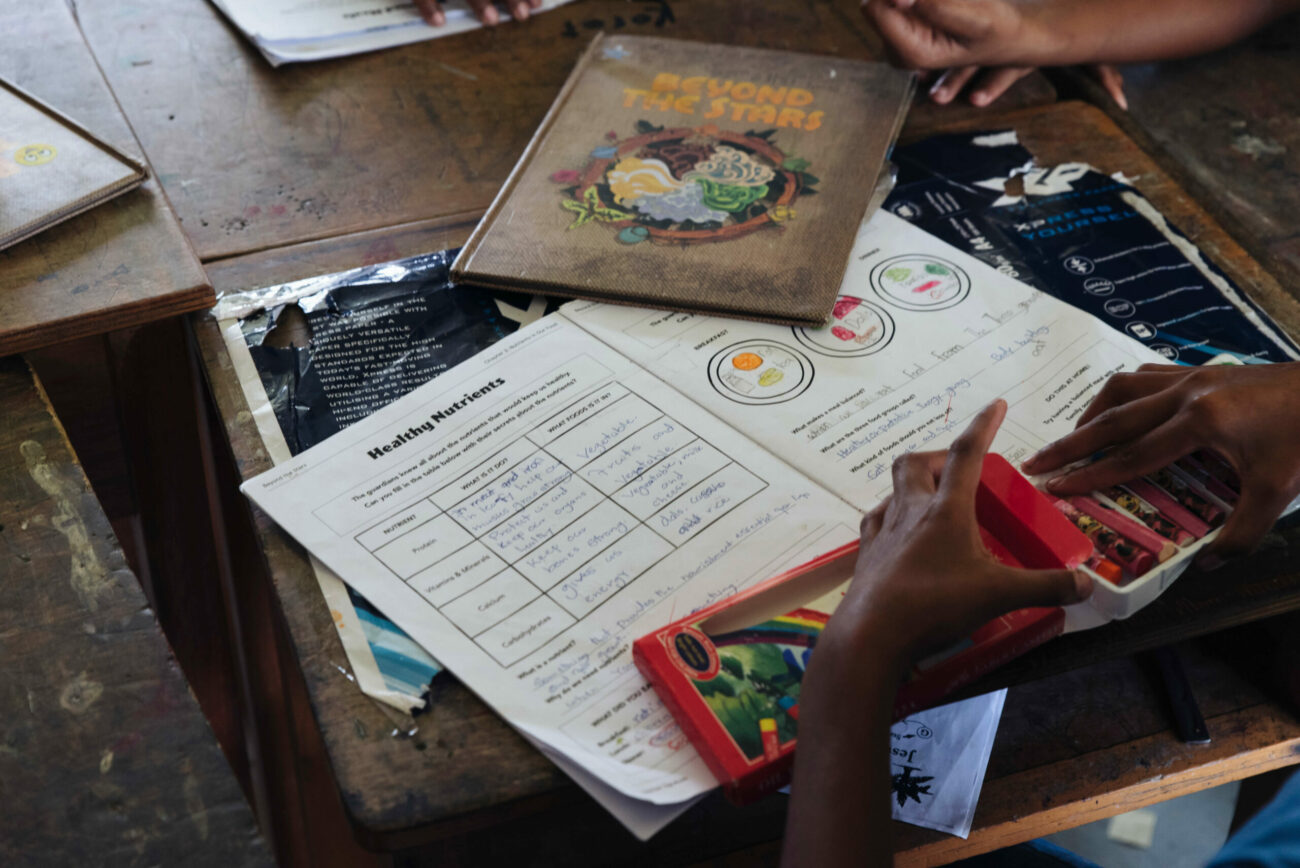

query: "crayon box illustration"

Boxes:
[633, 455, 1093, 803]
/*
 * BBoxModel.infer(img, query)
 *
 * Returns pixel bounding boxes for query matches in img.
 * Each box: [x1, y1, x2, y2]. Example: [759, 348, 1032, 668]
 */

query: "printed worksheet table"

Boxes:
[346, 380, 766, 667]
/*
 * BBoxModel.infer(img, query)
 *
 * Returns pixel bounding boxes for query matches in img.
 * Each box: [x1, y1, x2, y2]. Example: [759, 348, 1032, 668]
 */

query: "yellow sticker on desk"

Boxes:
[15, 144, 56, 166]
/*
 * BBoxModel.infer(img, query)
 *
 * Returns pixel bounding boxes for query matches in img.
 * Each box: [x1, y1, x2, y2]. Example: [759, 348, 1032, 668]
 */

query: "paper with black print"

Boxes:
[889, 689, 1006, 838]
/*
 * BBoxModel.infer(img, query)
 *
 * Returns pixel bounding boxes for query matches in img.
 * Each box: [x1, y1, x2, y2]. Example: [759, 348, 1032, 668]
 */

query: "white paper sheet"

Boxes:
[242, 317, 862, 804]
[888, 690, 1006, 838]
[209, 0, 576, 65]
[565, 212, 1171, 513]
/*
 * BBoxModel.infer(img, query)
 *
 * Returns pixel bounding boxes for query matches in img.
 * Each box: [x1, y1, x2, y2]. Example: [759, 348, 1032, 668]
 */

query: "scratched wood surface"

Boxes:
[0, 356, 270, 867]
[74, 0, 1053, 263]
[192, 102, 1300, 859]
[1056, 17, 1300, 296]
[0, 1, 212, 356]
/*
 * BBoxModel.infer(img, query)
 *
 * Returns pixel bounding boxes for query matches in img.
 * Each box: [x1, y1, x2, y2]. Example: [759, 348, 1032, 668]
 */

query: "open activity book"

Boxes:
[241, 213, 1221, 836]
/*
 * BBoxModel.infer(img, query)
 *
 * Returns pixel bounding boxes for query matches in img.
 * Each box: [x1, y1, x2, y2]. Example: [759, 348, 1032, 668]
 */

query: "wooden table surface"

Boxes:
[73, 0, 1053, 264]
[1058, 19, 1300, 295]
[0, 356, 270, 867]
[191, 99, 1300, 863]
[0, 1, 212, 356]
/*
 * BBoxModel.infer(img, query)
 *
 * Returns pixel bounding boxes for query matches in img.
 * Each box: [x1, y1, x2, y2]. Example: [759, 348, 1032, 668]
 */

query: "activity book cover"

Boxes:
[634, 454, 1241, 803]
[452, 34, 915, 326]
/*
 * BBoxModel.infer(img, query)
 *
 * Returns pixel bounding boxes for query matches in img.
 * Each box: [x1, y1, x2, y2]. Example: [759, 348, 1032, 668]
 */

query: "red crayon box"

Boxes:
[633, 455, 1091, 803]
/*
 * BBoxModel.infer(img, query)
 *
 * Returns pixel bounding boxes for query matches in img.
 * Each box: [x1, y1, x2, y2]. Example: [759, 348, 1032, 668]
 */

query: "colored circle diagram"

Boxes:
[14, 144, 56, 166]
[794, 296, 895, 358]
[709, 341, 814, 405]
[870, 254, 971, 312]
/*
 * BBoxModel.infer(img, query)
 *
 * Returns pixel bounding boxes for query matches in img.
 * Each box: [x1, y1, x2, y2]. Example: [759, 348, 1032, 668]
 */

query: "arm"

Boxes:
[781, 400, 1092, 867]
[865, 0, 1300, 69]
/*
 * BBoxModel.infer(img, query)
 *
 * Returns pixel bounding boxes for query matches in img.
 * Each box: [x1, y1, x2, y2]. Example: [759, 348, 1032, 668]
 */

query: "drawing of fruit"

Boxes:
[831, 325, 855, 342]
[758, 368, 784, 387]
[732, 352, 763, 370]
[832, 297, 862, 319]
[872, 255, 970, 312]
[722, 371, 755, 394]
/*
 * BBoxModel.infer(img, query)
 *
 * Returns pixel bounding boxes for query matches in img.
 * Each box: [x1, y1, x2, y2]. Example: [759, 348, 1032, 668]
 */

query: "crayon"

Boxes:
[1123, 480, 1212, 539]
[1175, 455, 1239, 505]
[759, 718, 780, 760]
[1193, 450, 1242, 495]
[1068, 495, 1178, 562]
[1086, 554, 1125, 584]
[1048, 496, 1154, 582]
[1148, 467, 1226, 527]
[1100, 486, 1196, 546]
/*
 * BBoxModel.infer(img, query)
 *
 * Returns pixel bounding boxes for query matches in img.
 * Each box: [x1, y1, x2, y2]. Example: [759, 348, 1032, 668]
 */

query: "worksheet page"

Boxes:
[565, 213, 1168, 512]
[242, 317, 860, 804]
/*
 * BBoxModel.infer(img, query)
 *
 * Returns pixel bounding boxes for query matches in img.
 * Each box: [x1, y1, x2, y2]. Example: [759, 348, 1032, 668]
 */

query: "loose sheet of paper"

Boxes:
[209, 0, 575, 64]
[242, 317, 861, 805]
[888, 690, 1005, 838]
[564, 212, 1169, 512]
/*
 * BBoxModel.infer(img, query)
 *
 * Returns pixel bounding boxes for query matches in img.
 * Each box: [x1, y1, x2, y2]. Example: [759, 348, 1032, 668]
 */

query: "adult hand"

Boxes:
[821, 399, 1094, 668]
[1022, 363, 1300, 567]
[414, 0, 542, 27]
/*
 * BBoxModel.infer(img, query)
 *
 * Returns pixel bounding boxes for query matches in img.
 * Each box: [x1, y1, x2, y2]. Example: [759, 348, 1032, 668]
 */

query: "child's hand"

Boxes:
[860, 0, 1128, 108]
[414, 0, 542, 27]
[821, 399, 1093, 669]
[1022, 362, 1300, 566]
[861, 0, 1042, 71]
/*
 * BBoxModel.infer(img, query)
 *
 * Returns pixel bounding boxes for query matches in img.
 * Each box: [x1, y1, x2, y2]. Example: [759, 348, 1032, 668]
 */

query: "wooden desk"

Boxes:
[0, 357, 270, 867]
[74, 0, 1053, 263]
[190, 100, 1300, 865]
[1056, 19, 1300, 297]
[0, 1, 211, 356]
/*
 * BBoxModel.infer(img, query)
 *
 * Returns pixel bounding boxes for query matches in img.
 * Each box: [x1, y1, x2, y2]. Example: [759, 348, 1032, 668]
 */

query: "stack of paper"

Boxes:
[208, 0, 576, 66]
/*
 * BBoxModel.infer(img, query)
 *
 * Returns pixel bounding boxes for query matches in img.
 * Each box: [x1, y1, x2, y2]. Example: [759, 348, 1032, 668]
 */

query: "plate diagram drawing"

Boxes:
[708, 340, 814, 405]
[871, 254, 971, 312]
[794, 296, 895, 358]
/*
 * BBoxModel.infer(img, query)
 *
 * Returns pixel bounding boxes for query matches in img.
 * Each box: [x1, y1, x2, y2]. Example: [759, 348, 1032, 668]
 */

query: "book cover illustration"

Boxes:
[453, 34, 914, 326]
[551, 118, 819, 246]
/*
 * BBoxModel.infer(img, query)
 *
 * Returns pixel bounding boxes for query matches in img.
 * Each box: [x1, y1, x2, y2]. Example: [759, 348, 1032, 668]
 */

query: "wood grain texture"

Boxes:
[1055, 18, 1300, 295]
[76, 0, 1052, 262]
[192, 100, 1300, 854]
[0, 0, 212, 356]
[0, 356, 270, 868]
